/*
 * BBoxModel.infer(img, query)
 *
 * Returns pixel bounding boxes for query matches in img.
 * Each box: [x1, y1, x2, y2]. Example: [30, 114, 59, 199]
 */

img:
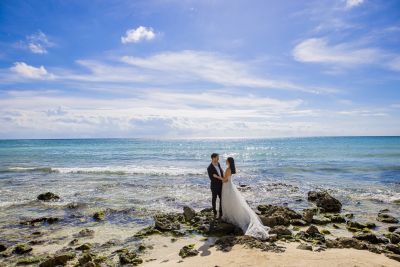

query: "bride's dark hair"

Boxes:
[227, 157, 236, 174]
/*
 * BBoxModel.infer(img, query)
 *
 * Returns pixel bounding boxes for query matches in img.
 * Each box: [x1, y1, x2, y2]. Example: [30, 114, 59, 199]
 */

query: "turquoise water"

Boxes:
[0, 137, 399, 228]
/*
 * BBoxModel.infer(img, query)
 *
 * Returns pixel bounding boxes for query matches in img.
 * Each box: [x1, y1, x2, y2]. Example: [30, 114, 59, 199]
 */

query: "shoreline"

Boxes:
[0, 190, 399, 266]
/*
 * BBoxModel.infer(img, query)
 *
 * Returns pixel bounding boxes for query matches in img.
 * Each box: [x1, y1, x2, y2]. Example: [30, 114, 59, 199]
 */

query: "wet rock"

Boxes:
[260, 215, 290, 227]
[93, 211, 105, 221]
[39, 252, 76, 267]
[76, 243, 92, 251]
[326, 237, 368, 250]
[20, 217, 59, 226]
[257, 204, 302, 220]
[179, 244, 199, 258]
[0, 244, 6, 252]
[215, 235, 285, 252]
[297, 243, 312, 251]
[344, 213, 354, 219]
[332, 224, 341, 229]
[346, 221, 368, 230]
[389, 226, 400, 232]
[17, 256, 45, 265]
[353, 233, 387, 244]
[388, 233, 400, 244]
[269, 226, 292, 238]
[312, 216, 331, 225]
[320, 229, 331, 235]
[134, 226, 161, 238]
[69, 239, 79, 246]
[307, 191, 342, 212]
[183, 206, 196, 221]
[78, 253, 93, 265]
[154, 213, 183, 231]
[13, 244, 32, 254]
[386, 244, 400, 255]
[386, 253, 400, 262]
[119, 251, 143, 265]
[306, 225, 320, 236]
[302, 209, 314, 223]
[393, 199, 400, 205]
[37, 192, 60, 201]
[208, 221, 237, 236]
[291, 219, 308, 226]
[377, 213, 399, 223]
[324, 214, 346, 223]
[76, 228, 95, 238]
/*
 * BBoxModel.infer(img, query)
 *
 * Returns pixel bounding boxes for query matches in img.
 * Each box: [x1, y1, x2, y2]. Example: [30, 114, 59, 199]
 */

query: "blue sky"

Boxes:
[0, 0, 399, 139]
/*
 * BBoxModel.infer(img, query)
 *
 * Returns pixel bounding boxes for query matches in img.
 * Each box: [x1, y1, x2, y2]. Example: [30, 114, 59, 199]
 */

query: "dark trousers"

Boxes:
[211, 188, 222, 215]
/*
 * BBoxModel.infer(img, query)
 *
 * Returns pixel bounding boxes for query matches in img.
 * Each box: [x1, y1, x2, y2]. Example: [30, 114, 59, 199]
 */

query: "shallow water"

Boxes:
[0, 137, 399, 237]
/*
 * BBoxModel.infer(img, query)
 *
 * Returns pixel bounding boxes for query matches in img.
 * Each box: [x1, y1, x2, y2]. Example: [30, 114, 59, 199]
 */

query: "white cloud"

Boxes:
[10, 62, 54, 80]
[293, 38, 380, 65]
[121, 26, 156, 44]
[26, 31, 53, 54]
[345, 0, 364, 9]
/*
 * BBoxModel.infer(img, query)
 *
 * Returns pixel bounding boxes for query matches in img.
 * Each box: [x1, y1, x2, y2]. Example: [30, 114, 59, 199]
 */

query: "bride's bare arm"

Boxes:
[222, 168, 231, 183]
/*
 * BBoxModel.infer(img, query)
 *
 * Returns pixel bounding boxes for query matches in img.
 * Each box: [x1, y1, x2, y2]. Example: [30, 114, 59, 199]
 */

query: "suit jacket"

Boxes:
[207, 162, 224, 191]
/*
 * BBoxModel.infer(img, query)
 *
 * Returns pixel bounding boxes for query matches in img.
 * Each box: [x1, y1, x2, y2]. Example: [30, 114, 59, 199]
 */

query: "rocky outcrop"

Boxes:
[39, 252, 76, 267]
[179, 244, 199, 258]
[307, 191, 342, 212]
[93, 210, 106, 221]
[20, 217, 59, 226]
[269, 226, 292, 239]
[353, 233, 388, 244]
[119, 251, 143, 265]
[257, 204, 302, 227]
[297, 243, 312, 251]
[0, 243, 7, 252]
[377, 212, 399, 223]
[214, 235, 285, 252]
[154, 213, 183, 231]
[37, 192, 60, 201]
[13, 244, 32, 254]
[183, 206, 196, 221]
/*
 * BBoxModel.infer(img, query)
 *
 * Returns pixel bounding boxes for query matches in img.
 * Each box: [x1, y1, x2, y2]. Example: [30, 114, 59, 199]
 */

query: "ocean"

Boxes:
[0, 137, 399, 231]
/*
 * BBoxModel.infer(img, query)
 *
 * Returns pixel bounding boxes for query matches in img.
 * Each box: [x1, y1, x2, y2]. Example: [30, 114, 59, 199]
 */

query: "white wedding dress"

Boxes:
[221, 175, 270, 240]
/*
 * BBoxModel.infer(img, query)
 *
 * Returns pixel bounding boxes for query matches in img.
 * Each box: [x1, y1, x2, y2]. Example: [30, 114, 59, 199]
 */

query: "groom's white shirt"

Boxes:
[213, 163, 221, 177]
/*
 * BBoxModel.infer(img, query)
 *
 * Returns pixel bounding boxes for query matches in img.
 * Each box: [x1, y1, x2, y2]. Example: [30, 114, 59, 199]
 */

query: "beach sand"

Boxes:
[141, 235, 400, 267]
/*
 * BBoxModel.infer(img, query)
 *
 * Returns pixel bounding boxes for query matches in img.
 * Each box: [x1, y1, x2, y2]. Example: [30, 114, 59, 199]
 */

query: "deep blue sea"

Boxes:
[0, 137, 399, 229]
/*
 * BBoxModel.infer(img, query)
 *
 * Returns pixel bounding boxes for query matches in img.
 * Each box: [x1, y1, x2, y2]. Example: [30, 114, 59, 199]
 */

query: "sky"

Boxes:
[0, 0, 399, 139]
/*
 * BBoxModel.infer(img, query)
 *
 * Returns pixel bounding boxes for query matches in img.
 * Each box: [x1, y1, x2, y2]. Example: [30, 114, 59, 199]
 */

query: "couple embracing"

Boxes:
[207, 153, 270, 240]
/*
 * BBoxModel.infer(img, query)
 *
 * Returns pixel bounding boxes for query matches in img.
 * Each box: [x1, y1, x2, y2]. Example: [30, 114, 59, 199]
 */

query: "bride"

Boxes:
[213, 157, 270, 240]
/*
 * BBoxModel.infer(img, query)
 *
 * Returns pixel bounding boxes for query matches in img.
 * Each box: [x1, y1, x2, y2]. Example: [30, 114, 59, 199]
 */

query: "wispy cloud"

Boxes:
[121, 26, 156, 44]
[10, 62, 54, 80]
[293, 38, 400, 72]
[26, 31, 54, 54]
[345, 0, 364, 9]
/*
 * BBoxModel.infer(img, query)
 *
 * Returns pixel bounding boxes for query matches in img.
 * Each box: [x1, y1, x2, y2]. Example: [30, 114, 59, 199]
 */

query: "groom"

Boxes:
[207, 153, 224, 218]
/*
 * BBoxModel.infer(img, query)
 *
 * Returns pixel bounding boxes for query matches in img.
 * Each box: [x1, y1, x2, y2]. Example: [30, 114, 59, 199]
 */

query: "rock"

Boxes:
[306, 225, 320, 236]
[257, 204, 302, 220]
[39, 252, 76, 267]
[183, 206, 196, 221]
[13, 244, 32, 254]
[208, 221, 236, 235]
[389, 226, 400, 232]
[377, 213, 399, 223]
[344, 213, 354, 219]
[327, 237, 368, 250]
[78, 253, 93, 265]
[302, 209, 314, 223]
[388, 233, 400, 244]
[93, 211, 105, 221]
[154, 213, 183, 231]
[386, 253, 400, 262]
[119, 251, 143, 265]
[17, 256, 45, 265]
[353, 233, 387, 244]
[76, 228, 95, 237]
[76, 243, 92, 251]
[307, 191, 342, 212]
[69, 239, 79, 246]
[20, 217, 59, 226]
[260, 215, 289, 227]
[324, 214, 346, 223]
[0, 244, 6, 252]
[332, 224, 341, 229]
[269, 226, 292, 238]
[291, 219, 308, 226]
[393, 199, 400, 205]
[297, 243, 312, 251]
[320, 229, 331, 235]
[134, 226, 162, 238]
[386, 244, 400, 255]
[312, 216, 331, 225]
[347, 221, 367, 230]
[37, 192, 60, 201]
[215, 235, 285, 252]
[179, 244, 199, 258]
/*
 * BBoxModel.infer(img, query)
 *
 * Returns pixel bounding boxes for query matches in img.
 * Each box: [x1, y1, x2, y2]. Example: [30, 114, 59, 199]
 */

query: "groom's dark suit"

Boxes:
[207, 162, 224, 216]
